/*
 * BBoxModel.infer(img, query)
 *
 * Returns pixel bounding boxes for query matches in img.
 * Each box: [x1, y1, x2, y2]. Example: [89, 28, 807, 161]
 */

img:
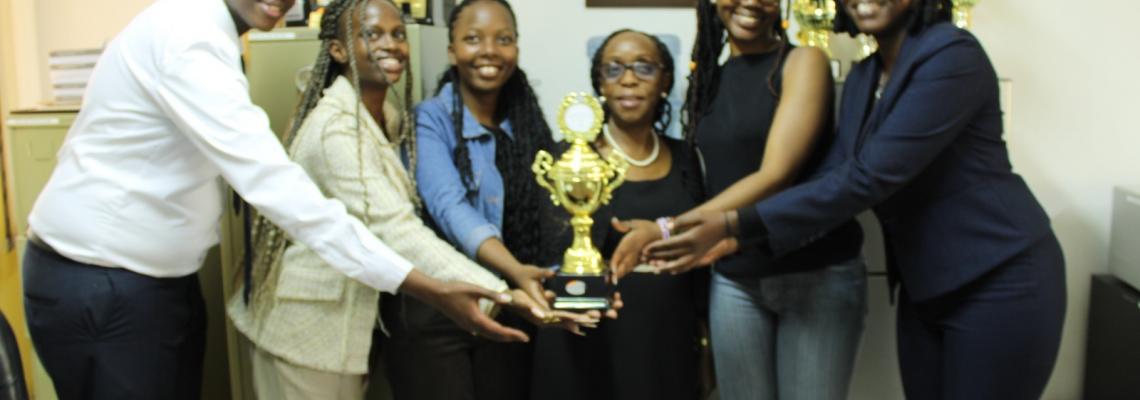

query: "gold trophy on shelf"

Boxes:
[855, 34, 878, 62]
[792, 0, 837, 57]
[952, 0, 981, 30]
[532, 93, 627, 310]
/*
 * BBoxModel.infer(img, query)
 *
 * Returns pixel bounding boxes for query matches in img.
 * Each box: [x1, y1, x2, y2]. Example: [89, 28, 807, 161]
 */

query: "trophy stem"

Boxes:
[562, 214, 605, 276]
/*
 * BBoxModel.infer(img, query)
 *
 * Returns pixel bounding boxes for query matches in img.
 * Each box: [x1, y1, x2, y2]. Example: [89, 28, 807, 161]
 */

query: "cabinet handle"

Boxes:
[1127, 195, 1140, 207]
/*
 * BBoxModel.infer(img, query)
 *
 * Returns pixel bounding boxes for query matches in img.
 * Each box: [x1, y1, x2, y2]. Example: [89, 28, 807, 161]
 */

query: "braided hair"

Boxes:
[245, 0, 416, 303]
[682, 0, 789, 148]
[436, 0, 555, 265]
[834, 0, 954, 36]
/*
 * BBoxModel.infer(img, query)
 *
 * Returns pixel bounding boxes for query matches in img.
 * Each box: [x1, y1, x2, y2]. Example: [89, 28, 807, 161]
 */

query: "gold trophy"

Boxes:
[952, 0, 981, 30]
[792, 0, 837, 57]
[532, 93, 627, 310]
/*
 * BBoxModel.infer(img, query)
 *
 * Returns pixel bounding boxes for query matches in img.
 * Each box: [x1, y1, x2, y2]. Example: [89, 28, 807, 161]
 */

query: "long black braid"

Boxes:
[436, 0, 555, 265]
[682, 0, 789, 148]
[834, 0, 954, 36]
[245, 0, 416, 303]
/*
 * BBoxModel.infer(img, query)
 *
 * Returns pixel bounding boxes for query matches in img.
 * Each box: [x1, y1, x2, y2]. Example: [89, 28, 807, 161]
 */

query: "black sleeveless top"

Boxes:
[594, 138, 703, 255]
[534, 137, 704, 400]
[695, 46, 863, 278]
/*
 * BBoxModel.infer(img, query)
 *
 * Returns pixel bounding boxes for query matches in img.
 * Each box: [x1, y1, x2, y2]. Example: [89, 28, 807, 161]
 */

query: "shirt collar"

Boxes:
[438, 83, 513, 140]
[209, 0, 242, 52]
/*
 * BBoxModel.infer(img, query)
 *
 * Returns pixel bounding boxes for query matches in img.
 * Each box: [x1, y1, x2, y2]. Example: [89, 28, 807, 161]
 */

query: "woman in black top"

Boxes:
[530, 29, 705, 400]
[649, 1, 1066, 398]
[612, 1, 866, 399]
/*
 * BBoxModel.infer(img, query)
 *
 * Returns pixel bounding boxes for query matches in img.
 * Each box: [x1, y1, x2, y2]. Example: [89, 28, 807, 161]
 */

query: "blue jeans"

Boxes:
[709, 258, 867, 400]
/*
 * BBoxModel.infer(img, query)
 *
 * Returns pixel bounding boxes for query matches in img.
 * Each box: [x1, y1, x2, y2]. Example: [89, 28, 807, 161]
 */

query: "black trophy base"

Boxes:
[548, 273, 611, 310]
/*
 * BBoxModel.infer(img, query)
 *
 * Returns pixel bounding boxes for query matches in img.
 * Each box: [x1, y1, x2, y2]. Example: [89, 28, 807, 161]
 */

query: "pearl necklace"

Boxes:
[602, 124, 659, 168]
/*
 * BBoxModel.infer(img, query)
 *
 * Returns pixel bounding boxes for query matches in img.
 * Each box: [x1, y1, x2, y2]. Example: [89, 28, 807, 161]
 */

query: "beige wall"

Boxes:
[4, 0, 40, 108]
[7, 0, 154, 108]
[971, 2, 1140, 399]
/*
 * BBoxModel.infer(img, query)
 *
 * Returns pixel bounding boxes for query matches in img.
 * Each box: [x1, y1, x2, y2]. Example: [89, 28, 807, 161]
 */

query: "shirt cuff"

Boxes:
[357, 236, 415, 293]
[735, 206, 770, 250]
[461, 224, 502, 260]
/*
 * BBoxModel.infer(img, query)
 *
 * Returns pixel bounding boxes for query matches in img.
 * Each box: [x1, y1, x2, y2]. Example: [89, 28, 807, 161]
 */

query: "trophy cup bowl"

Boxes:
[532, 93, 627, 310]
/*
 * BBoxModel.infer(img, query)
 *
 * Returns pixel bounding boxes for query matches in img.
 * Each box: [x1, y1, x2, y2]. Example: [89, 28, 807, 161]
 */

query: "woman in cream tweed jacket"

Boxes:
[226, 1, 586, 397]
[226, 72, 510, 372]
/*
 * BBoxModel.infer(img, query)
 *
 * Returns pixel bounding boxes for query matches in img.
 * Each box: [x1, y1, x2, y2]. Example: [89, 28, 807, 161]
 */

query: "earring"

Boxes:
[660, 92, 668, 99]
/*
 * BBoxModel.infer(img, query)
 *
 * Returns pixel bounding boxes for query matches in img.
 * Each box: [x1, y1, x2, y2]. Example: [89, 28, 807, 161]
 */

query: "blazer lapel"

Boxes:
[844, 59, 877, 156]
[856, 30, 927, 152]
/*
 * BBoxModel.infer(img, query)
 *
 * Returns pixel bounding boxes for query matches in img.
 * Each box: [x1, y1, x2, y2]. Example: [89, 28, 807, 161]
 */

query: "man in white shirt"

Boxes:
[21, 0, 527, 398]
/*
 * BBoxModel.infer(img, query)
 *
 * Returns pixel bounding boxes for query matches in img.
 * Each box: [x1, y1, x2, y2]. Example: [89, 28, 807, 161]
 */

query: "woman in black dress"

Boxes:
[530, 30, 706, 400]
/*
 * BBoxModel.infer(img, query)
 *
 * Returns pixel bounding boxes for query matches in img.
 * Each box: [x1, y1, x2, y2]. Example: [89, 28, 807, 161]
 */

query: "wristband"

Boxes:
[655, 217, 672, 239]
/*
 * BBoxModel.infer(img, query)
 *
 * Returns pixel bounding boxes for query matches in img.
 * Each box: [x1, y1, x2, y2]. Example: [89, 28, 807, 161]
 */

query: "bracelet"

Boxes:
[656, 217, 672, 239]
[723, 211, 739, 238]
[723, 212, 731, 239]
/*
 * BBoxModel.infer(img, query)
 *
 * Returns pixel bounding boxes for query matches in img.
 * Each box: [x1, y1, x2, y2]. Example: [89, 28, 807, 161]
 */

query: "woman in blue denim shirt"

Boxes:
[382, 1, 576, 399]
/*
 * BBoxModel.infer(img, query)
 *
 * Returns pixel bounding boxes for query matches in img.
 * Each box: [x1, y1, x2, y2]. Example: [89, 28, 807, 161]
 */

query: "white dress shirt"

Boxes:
[29, 0, 413, 293]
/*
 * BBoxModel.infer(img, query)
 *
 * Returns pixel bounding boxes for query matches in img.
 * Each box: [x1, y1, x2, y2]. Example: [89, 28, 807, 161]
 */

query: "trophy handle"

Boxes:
[532, 150, 560, 206]
[601, 153, 627, 205]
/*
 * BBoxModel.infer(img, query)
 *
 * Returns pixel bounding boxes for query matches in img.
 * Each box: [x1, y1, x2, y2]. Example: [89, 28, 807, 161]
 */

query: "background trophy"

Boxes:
[532, 93, 627, 310]
[792, 0, 837, 57]
[952, 0, 981, 30]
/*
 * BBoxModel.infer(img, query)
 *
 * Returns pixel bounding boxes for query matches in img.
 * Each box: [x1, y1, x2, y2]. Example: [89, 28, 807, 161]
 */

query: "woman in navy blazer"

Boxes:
[646, 1, 1066, 398]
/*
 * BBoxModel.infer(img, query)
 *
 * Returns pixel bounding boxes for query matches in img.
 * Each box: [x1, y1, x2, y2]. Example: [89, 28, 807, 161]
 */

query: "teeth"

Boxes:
[378, 59, 402, 71]
[477, 66, 499, 77]
[856, 2, 879, 17]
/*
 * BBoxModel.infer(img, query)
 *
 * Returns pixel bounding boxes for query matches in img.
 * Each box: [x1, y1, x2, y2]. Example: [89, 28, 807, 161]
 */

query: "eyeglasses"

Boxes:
[599, 61, 663, 82]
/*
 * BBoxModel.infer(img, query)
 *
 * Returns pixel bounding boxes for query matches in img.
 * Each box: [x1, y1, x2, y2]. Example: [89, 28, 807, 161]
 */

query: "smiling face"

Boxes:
[225, 0, 296, 32]
[841, 0, 914, 36]
[716, 0, 781, 48]
[447, 0, 519, 97]
[330, 0, 409, 88]
[596, 31, 670, 128]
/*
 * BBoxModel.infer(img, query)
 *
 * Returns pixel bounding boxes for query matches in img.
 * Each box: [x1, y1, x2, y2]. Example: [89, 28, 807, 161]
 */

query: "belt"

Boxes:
[27, 231, 61, 257]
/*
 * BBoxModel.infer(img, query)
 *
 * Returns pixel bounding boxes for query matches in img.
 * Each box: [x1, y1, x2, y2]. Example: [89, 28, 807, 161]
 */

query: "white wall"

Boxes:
[970, 2, 1140, 399]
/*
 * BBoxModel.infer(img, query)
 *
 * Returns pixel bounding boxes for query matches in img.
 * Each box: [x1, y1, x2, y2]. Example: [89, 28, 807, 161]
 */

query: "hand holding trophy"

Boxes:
[532, 93, 628, 310]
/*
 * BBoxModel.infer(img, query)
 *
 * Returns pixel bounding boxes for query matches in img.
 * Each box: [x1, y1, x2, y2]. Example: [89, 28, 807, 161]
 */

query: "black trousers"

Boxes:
[380, 294, 533, 400]
[897, 234, 1067, 400]
[22, 241, 206, 400]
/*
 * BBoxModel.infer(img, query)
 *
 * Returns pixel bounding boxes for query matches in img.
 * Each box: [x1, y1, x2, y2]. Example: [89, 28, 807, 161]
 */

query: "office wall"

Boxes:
[0, 0, 34, 394]
[3, 0, 153, 108]
[970, 2, 1140, 399]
